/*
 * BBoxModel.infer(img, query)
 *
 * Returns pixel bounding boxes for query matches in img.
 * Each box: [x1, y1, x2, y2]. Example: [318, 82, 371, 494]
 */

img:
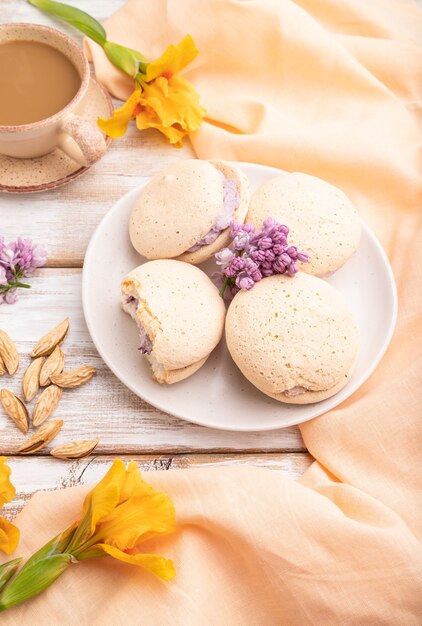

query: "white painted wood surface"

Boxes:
[0, 0, 311, 519]
[2, 453, 313, 518]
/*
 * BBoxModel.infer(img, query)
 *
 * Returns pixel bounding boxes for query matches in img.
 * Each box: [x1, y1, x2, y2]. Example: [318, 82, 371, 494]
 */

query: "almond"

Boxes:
[22, 356, 45, 402]
[39, 346, 65, 386]
[0, 355, 5, 376]
[51, 365, 96, 389]
[0, 330, 19, 375]
[17, 419, 63, 454]
[32, 384, 62, 427]
[0, 388, 29, 434]
[31, 318, 69, 358]
[50, 438, 99, 460]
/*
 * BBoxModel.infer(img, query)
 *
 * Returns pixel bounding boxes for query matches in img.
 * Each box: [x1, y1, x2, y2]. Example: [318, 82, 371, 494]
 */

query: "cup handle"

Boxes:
[58, 114, 107, 166]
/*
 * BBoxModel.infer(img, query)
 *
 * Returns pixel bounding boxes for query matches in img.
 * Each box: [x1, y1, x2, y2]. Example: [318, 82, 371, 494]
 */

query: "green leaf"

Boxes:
[0, 526, 77, 611]
[13, 526, 75, 578]
[0, 559, 22, 593]
[0, 553, 72, 612]
[103, 41, 148, 78]
[28, 0, 106, 46]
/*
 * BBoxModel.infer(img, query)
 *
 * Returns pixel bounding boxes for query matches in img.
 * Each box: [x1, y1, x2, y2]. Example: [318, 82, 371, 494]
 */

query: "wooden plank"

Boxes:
[0, 269, 305, 454]
[2, 453, 313, 519]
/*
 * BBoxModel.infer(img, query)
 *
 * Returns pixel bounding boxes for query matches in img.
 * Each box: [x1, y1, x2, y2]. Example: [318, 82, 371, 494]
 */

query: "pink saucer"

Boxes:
[0, 76, 112, 193]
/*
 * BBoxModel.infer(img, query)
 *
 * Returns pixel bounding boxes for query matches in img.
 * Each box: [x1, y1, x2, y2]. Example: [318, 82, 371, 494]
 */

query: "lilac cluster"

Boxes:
[214, 218, 308, 299]
[0, 236, 47, 304]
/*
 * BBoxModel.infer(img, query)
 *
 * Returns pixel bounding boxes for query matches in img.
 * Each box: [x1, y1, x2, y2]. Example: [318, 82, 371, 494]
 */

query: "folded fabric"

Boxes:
[1, 466, 421, 624]
[86, 0, 422, 248]
[1, 0, 421, 623]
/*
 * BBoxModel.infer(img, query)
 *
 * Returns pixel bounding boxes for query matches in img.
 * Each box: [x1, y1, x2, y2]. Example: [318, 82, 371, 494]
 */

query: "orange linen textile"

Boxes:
[2, 0, 422, 623]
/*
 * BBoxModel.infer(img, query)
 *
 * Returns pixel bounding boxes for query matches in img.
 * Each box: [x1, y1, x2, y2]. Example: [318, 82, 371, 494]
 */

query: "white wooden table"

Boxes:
[0, 0, 312, 520]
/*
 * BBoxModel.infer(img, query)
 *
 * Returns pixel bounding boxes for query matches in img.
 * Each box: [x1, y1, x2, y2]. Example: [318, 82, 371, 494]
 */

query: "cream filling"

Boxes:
[186, 172, 239, 252]
[122, 293, 179, 383]
[124, 296, 153, 355]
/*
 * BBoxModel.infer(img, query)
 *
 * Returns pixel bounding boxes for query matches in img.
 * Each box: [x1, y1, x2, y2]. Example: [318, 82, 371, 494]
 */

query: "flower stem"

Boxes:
[28, 0, 148, 78]
[10, 281, 31, 289]
[219, 276, 230, 298]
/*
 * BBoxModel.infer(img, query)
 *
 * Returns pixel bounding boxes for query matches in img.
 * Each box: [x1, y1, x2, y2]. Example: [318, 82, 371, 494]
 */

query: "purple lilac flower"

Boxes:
[230, 222, 255, 252]
[244, 258, 262, 282]
[214, 218, 309, 299]
[230, 222, 255, 237]
[215, 248, 235, 269]
[0, 289, 18, 304]
[249, 248, 265, 263]
[235, 272, 255, 290]
[257, 236, 272, 250]
[232, 230, 251, 251]
[225, 256, 246, 278]
[8, 238, 48, 275]
[0, 236, 47, 305]
[4, 289, 18, 304]
[0, 265, 7, 286]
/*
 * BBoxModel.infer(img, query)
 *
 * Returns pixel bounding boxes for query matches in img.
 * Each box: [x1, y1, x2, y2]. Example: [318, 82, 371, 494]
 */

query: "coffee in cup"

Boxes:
[0, 40, 81, 126]
[0, 23, 107, 166]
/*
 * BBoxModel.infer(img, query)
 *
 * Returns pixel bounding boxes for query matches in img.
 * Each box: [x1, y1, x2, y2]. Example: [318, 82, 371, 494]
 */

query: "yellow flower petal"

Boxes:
[140, 75, 205, 132]
[0, 458, 15, 508]
[137, 117, 186, 146]
[0, 518, 19, 555]
[135, 73, 205, 145]
[146, 35, 198, 82]
[93, 488, 176, 551]
[96, 543, 176, 581]
[167, 75, 206, 129]
[119, 460, 156, 504]
[82, 459, 126, 534]
[135, 106, 186, 145]
[97, 89, 142, 139]
[69, 461, 176, 584]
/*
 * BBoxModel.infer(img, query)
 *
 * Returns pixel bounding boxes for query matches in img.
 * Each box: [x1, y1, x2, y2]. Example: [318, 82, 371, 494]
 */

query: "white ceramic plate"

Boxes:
[82, 162, 397, 431]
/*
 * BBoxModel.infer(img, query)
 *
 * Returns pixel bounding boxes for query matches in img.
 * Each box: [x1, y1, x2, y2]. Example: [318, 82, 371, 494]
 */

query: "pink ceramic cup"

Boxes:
[0, 23, 107, 166]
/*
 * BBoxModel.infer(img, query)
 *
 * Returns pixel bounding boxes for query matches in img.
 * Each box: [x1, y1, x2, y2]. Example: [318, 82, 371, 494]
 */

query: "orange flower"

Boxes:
[98, 35, 206, 145]
[0, 460, 176, 613]
[68, 459, 176, 580]
[0, 457, 19, 556]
